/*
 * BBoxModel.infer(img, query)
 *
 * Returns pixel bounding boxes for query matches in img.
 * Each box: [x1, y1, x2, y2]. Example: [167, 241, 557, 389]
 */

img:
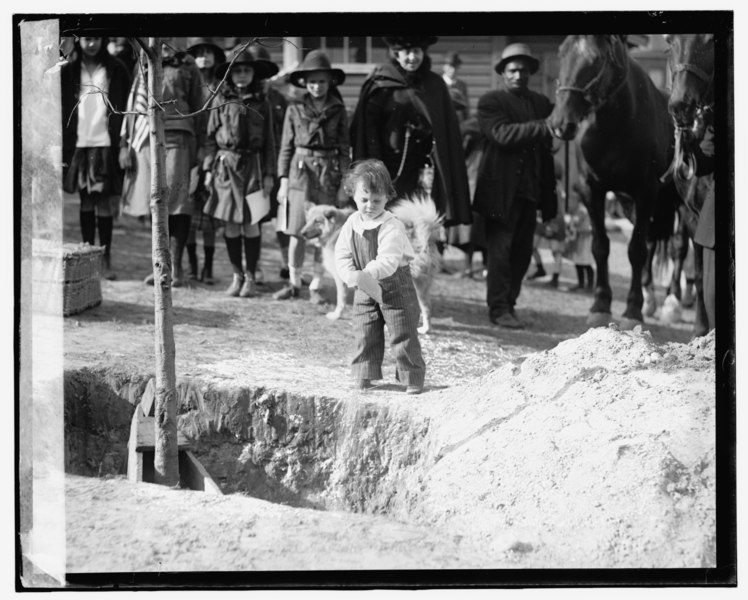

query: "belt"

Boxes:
[295, 147, 339, 157]
[218, 147, 259, 155]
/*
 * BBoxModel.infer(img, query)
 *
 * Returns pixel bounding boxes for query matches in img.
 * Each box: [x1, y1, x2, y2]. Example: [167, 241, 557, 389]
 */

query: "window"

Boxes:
[301, 36, 389, 66]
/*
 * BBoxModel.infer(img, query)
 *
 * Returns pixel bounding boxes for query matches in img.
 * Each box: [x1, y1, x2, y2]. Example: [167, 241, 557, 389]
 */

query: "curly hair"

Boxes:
[343, 159, 397, 200]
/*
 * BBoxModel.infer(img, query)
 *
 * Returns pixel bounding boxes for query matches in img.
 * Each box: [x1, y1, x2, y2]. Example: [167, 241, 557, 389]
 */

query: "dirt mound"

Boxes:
[400, 325, 716, 568]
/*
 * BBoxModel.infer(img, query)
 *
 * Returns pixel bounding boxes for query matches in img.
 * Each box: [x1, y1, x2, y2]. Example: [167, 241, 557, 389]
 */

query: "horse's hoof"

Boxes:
[619, 317, 644, 331]
[661, 294, 683, 324]
[325, 310, 343, 321]
[418, 324, 431, 335]
[642, 287, 657, 317]
[587, 312, 613, 328]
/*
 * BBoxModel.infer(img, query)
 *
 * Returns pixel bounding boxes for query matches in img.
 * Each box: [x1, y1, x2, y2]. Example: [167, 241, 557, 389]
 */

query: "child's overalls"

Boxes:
[350, 226, 426, 387]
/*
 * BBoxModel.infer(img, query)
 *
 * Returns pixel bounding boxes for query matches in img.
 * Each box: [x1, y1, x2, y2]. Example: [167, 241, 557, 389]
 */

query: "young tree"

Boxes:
[66, 34, 265, 485]
[125, 36, 261, 485]
[135, 36, 179, 486]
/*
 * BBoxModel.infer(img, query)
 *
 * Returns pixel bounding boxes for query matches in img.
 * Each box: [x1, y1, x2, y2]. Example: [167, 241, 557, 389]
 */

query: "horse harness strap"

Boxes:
[671, 62, 714, 103]
[672, 62, 712, 85]
[556, 45, 630, 110]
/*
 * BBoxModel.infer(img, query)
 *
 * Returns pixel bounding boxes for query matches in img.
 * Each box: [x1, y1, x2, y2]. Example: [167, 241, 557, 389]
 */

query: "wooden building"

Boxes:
[219, 35, 669, 114]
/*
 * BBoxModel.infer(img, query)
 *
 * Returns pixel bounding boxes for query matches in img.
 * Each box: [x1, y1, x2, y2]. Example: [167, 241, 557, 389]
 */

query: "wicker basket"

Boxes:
[33, 240, 104, 316]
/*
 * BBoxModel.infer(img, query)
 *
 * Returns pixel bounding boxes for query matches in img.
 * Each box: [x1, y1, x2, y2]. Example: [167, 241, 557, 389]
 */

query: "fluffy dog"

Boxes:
[390, 193, 444, 334]
[300, 205, 354, 320]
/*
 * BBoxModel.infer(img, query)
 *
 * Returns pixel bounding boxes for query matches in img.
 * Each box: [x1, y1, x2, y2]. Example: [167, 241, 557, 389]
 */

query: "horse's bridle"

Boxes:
[663, 40, 715, 183]
[556, 37, 629, 111]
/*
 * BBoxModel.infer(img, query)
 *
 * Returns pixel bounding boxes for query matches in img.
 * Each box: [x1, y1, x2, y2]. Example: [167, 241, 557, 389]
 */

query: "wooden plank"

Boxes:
[134, 413, 191, 452]
[179, 450, 223, 495]
[127, 410, 144, 483]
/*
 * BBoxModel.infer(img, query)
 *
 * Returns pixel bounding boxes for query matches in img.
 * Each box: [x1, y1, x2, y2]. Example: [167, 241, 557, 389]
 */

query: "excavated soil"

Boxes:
[52, 197, 717, 575]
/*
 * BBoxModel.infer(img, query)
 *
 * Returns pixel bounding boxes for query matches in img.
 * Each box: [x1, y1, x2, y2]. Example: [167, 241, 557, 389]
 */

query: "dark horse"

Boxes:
[548, 35, 675, 328]
[661, 33, 715, 337]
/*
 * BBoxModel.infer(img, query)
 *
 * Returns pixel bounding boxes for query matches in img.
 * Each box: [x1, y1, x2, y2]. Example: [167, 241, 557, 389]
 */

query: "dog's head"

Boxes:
[301, 205, 352, 243]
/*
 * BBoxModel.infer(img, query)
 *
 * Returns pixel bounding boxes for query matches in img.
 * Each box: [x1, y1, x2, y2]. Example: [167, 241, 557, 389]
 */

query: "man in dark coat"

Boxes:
[473, 43, 557, 329]
[350, 36, 472, 228]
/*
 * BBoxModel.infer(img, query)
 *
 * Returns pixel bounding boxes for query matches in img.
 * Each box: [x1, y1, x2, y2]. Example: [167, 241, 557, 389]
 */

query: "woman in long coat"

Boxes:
[350, 36, 471, 229]
[61, 36, 130, 279]
[201, 46, 278, 297]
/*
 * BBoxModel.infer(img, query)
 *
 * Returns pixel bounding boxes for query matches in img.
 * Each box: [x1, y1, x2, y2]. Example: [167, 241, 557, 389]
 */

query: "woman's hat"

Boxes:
[494, 43, 540, 74]
[383, 36, 439, 50]
[215, 45, 280, 82]
[443, 51, 462, 67]
[289, 50, 345, 88]
[247, 43, 273, 62]
[186, 37, 226, 64]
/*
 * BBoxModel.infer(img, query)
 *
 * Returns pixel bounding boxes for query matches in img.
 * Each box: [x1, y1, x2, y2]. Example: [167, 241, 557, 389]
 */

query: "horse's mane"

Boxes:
[559, 35, 628, 68]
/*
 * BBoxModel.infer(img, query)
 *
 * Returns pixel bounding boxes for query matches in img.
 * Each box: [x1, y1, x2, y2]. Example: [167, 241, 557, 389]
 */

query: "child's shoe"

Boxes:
[200, 265, 215, 285]
[239, 275, 256, 298]
[226, 273, 244, 297]
[273, 284, 300, 300]
[405, 384, 423, 395]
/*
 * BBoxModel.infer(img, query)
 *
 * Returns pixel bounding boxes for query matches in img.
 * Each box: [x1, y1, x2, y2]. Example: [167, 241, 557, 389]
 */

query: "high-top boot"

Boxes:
[80, 211, 96, 245]
[186, 243, 198, 281]
[224, 236, 244, 296]
[201, 246, 215, 284]
[97, 216, 116, 280]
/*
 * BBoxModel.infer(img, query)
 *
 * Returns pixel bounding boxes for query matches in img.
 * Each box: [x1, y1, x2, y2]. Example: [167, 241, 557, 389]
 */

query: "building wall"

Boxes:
[218, 35, 668, 115]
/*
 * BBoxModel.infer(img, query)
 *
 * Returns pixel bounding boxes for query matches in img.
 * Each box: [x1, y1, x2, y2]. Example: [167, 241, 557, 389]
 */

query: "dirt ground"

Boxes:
[51, 195, 717, 581]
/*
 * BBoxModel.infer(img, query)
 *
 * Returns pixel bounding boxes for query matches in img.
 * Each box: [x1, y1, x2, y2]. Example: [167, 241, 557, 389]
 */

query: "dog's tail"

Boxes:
[390, 192, 444, 233]
[391, 193, 443, 279]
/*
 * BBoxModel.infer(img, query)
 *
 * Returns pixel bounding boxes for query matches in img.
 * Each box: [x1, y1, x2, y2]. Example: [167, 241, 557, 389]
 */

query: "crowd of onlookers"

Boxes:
[62, 34, 607, 333]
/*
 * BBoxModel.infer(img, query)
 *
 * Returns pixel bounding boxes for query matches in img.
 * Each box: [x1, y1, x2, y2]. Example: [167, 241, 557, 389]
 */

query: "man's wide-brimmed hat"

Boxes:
[289, 50, 345, 88]
[215, 45, 280, 82]
[186, 37, 226, 64]
[383, 36, 439, 50]
[443, 51, 462, 67]
[494, 43, 540, 74]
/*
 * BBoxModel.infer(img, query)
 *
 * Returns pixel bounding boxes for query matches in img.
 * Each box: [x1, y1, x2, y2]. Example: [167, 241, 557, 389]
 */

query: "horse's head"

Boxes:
[664, 34, 714, 128]
[548, 35, 629, 140]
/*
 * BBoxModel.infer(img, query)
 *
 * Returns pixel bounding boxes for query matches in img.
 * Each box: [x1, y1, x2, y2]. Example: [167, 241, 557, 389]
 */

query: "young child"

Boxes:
[334, 160, 426, 395]
[61, 36, 131, 280]
[120, 39, 204, 287]
[564, 199, 594, 292]
[201, 45, 278, 297]
[185, 37, 227, 284]
[274, 49, 350, 302]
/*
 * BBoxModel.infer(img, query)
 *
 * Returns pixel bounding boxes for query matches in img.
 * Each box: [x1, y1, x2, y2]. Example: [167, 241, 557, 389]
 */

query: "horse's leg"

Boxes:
[660, 209, 689, 324]
[586, 185, 613, 327]
[641, 238, 657, 318]
[668, 207, 690, 300]
[620, 192, 654, 329]
[691, 241, 709, 338]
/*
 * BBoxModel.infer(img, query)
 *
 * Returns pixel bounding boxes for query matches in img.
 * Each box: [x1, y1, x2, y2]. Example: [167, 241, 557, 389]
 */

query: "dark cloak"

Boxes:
[351, 61, 472, 227]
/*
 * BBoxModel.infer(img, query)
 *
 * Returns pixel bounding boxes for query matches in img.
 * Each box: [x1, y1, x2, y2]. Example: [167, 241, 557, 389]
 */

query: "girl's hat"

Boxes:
[494, 43, 540, 74]
[383, 36, 439, 50]
[289, 50, 346, 88]
[186, 37, 226, 64]
[215, 45, 280, 82]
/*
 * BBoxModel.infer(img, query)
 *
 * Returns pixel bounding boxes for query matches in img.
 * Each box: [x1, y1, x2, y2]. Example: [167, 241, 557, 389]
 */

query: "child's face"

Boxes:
[231, 64, 254, 88]
[353, 181, 387, 221]
[194, 46, 216, 70]
[305, 70, 331, 100]
[80, 37, 103, 59]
